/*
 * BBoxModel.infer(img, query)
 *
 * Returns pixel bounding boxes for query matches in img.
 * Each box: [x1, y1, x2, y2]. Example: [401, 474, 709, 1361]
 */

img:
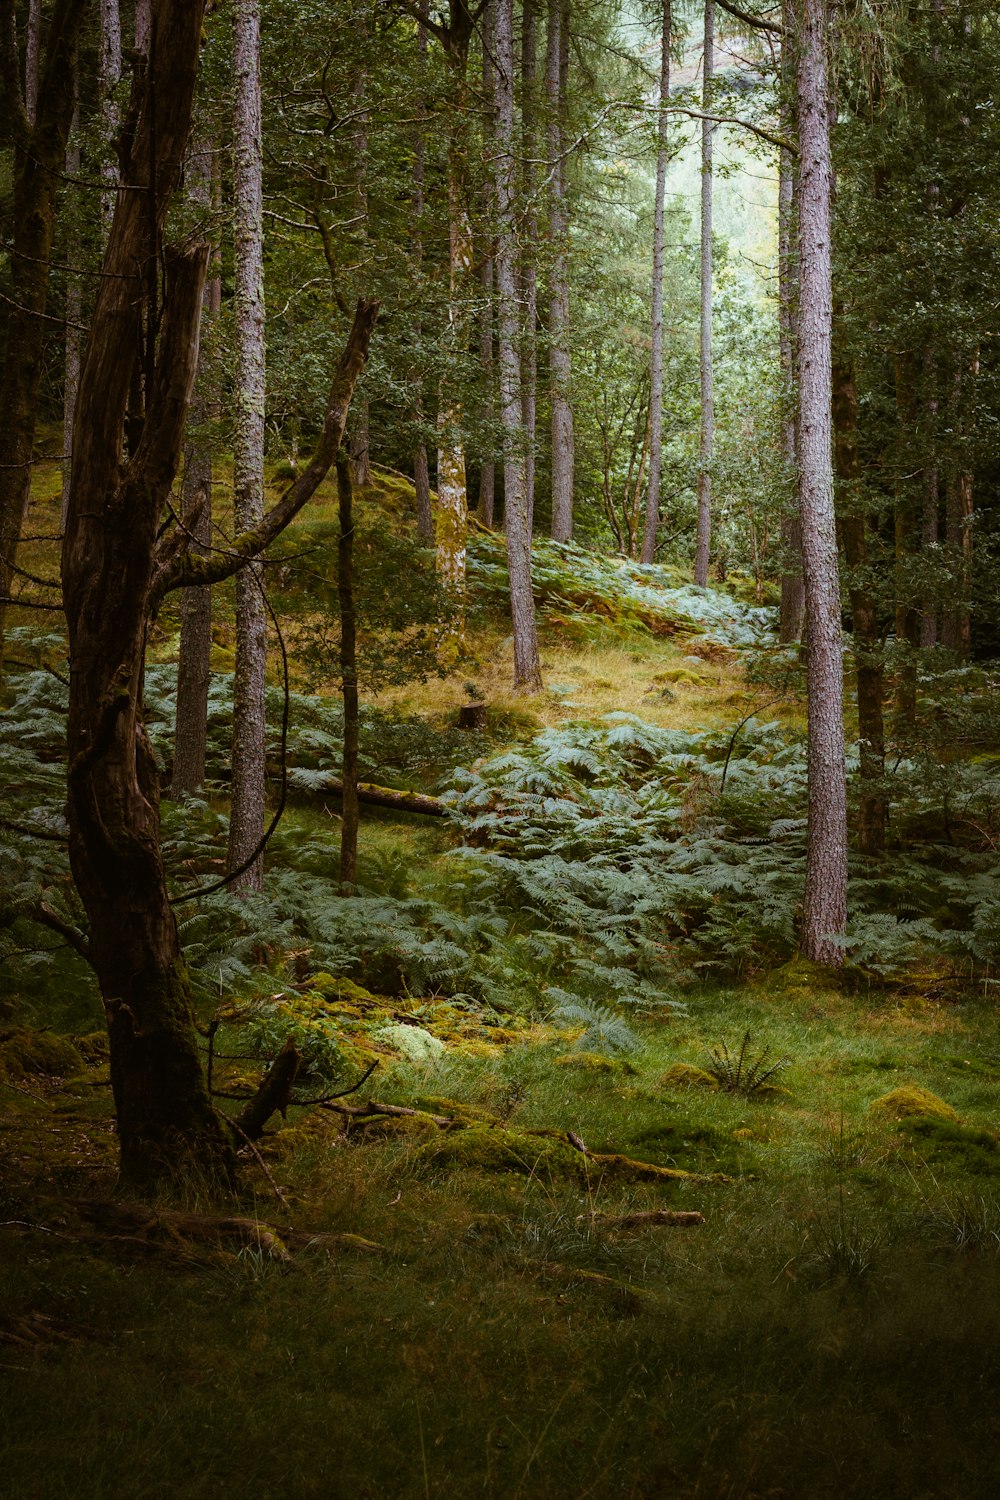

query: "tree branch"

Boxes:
[152, 297, 378, 602]
[28, 902, 92, 964]
[715, 0, 783, 35]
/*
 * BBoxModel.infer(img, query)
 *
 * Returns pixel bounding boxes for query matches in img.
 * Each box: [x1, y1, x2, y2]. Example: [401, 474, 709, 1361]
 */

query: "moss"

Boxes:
[308, 974, 383, 1009]
[414, 1095, 500, 1124]
[655, 667, 707, 687]
[75, 1031, 110, 1063]
[0, 1028, 84, 1079]
[555, 1051, 639, 1077]
[769, 956, 842, 997]
[868, 1085, 959, 1123]
[898, 1116, 1000, 1174]
[659, 1062, 720, 1092]
[357, 1111, 442, 1142]
[412, 1124, 708, 1186]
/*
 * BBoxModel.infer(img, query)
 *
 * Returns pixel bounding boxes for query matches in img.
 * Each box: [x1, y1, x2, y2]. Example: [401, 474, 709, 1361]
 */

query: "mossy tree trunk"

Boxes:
[337, 453, 360, 888]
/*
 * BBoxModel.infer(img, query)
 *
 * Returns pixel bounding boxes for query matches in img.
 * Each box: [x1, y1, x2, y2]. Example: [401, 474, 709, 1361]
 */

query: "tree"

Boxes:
[693, 0, 714, 586]
[61, 0, 377, 1181]
[547, 0, 574, 542]
[494, 0, 542, 689]
[228, 0, 268, 892]
[640, 0, 670, 566]
[795, 0, 847, 965]
[0, 0, 87, 660]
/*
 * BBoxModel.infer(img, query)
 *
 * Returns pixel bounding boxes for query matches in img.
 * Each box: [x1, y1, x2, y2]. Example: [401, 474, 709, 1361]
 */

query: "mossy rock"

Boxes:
[373, 1023, 445, 1066]
[769, 956, 841, 997]
[357, 1112, 441, 1142]
[308, 974, 383, 1009]
[659, 1062, 720, 1092]
[76, 1031, 110, 1063]
[655, 667, 707, 687]
[0, 1028, 84, 1080]
[868, 1085, 959, 1124]
[555, 1051, 639, 1077]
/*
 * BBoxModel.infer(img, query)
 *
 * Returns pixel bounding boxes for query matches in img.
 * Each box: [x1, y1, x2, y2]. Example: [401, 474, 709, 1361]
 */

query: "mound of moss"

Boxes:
[659, 1062, 720, 1092]
[555, 1052, 639, 1077]
[900, 1116, 1000, 1175]
[412, 1124, 705, 1185]
[868, 1085, 959, 1123]
[0, 1028, 83, 1080]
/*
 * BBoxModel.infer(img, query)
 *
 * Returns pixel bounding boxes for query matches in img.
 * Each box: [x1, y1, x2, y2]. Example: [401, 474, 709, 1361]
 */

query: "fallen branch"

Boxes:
[235, 1036, 301, 1141]
[313, 777, 448, 819]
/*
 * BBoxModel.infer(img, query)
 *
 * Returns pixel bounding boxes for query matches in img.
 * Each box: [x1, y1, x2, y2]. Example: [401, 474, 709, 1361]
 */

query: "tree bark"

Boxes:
[337, 452, 360, 887]
[477, 7, 496, 528]
[0, 0, 87, 661]
[640, 0, 670, 566]
[228, 0, 267, 892]
[172, 134, 220, 799]
[98, 0, 122, 231]
[777, 29, 804, 642]
[495, 0, 542, 691]
[833, 355, 886, 856]
[412, 9, 433, 543]
[60, 95, 81, 532]
[693, 0, 714, 585]
[520, 0, 538, 534]
[25, 0, 40, 122]
[546, 0, 573, 543]
[796, 0, 847, 966]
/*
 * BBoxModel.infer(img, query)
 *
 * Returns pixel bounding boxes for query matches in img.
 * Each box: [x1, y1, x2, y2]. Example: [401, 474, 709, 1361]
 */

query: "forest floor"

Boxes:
[3, 464, 1000, 1498]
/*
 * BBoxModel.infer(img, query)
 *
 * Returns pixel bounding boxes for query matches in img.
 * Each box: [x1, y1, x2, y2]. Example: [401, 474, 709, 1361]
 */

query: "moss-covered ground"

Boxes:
[4, 461, 1000, 1496]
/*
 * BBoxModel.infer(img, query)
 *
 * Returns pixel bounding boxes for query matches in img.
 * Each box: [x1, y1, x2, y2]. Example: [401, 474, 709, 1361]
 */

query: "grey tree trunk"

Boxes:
[172, 136, 220, 799]
[133, 0, 150, 52]
[98, 0, 121, 231]
[60, 98, 80, 531]
[796, 0, 847, 966]
[546, 0, 573, 542]
[495, 0, 542, 691]
[25, 0, 40, 123]
[693, 0, 713, 585]
[477, 250, 496, 526]
[228, 0, 267, 891]
[412, 11, 433, 542]
[520, 0, 538, 534]
[349, 75, 372, 490]
[640, 0, 670, 566]
[778, 51, 804, 642]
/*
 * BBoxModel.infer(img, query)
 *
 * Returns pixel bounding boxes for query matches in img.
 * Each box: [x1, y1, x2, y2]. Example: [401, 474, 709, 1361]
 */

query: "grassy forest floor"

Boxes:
[3, 462, 1000, 1498]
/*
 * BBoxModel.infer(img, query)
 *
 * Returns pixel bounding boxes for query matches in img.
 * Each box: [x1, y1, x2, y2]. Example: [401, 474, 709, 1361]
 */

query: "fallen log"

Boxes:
[309, 777, 448, 819]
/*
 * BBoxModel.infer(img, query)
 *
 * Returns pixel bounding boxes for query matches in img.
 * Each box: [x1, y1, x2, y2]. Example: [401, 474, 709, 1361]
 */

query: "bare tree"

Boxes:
[547, 0, 573, 542]
[227, 0, 267, 891]
[640, 0, 670, 566]
[693, 0, 714, 586]
[494, 0, 542, 688]
[796, 0, 847, 965]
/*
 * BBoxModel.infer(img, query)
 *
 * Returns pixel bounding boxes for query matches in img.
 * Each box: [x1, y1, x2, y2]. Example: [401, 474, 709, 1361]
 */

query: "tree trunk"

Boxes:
[520, 0, 538, 534]
[892, 353, 921, 734]
[777, 42, 804, 642]
[546, 0, 573, 543]
[495, 0, 542, 691]
[228, 0, 267, 892]
[640, 0, 670, 566]
[0, 0, 86, 662]
[693, 0, 714, 585]
[833, 355, 886, 857]
[477, 250, 496, 526]
[349, 74, 372, 490]
[337, 453, 360, 887]
[796, 0, 847, 966]
[172, 134, 220, 799]
[920, 349, 938, 648]
[412, 10, 433, 543]
[60, 95, 81, 532]
[61, 0, 233, 1184]
[98, 0, 121, 230]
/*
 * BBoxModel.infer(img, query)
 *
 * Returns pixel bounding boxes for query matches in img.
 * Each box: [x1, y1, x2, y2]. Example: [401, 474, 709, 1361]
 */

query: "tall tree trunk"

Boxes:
[412, 9, 433, 542]
[693, 0, 714, 585]
[640, 0, 670, 566]
[941, 354, 975, 658]
[0, 0, 87, 661]
[99, 0, 121, 230]
[337, 453, 360, 886]
[172, 135, 220, 799]
[25, 0, 40, 121]
[228, 0, 267, 891]
[495, 0, 542, 690]
[777, 59, 804, 642]
[61, 94, 81, 531]
[477, 8, 496, 528]
[546, 0, 573, 542]
[796, 0, 847, 966]
[919, 348, 939, 648]
[61, 0, 233, 1183]
[833, 355, 886, 856]
[520, 0, 538, 533]
[349, 74, 372, 490]
[892, 353, 921, 734]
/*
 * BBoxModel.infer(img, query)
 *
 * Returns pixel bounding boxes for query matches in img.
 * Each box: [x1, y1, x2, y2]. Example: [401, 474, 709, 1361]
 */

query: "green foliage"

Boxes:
[703, 1032, 789, 1096]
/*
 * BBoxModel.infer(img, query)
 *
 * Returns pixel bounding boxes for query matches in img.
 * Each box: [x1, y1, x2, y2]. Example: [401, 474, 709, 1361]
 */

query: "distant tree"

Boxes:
[640, 0, 670, 566]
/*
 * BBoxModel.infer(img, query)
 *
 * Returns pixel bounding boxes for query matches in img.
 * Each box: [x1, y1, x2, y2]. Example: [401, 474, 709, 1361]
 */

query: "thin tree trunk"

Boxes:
[547, 0, 573, 543]
[60, 96, 81, 532]
[25, 0, 40, 122]
[337, 452, 360, 886]
[920, 349, 938, 648]
[228, 0, 267, 891]
[349, 75, 372, 490]
[0, 0, 87, 662]
[892, 353, 921, 733]
[693, 0, 714, 586]
[98, 0, 121, 231]
[172, 135, 220, 799]
[833, 355, 886, 856]
[777, 53, 804, 641]
[495, 0, 542, 691]
[640, 0, 670, 566]
[520, 0, 538, 533]
[796, 0, 847, 966]
[477, 251, 496, 526]
[412, 9, 433, 542]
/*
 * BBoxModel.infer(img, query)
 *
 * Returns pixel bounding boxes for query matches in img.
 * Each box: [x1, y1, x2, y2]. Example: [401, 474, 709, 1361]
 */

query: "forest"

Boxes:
[2, 0, 1000, 1494]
